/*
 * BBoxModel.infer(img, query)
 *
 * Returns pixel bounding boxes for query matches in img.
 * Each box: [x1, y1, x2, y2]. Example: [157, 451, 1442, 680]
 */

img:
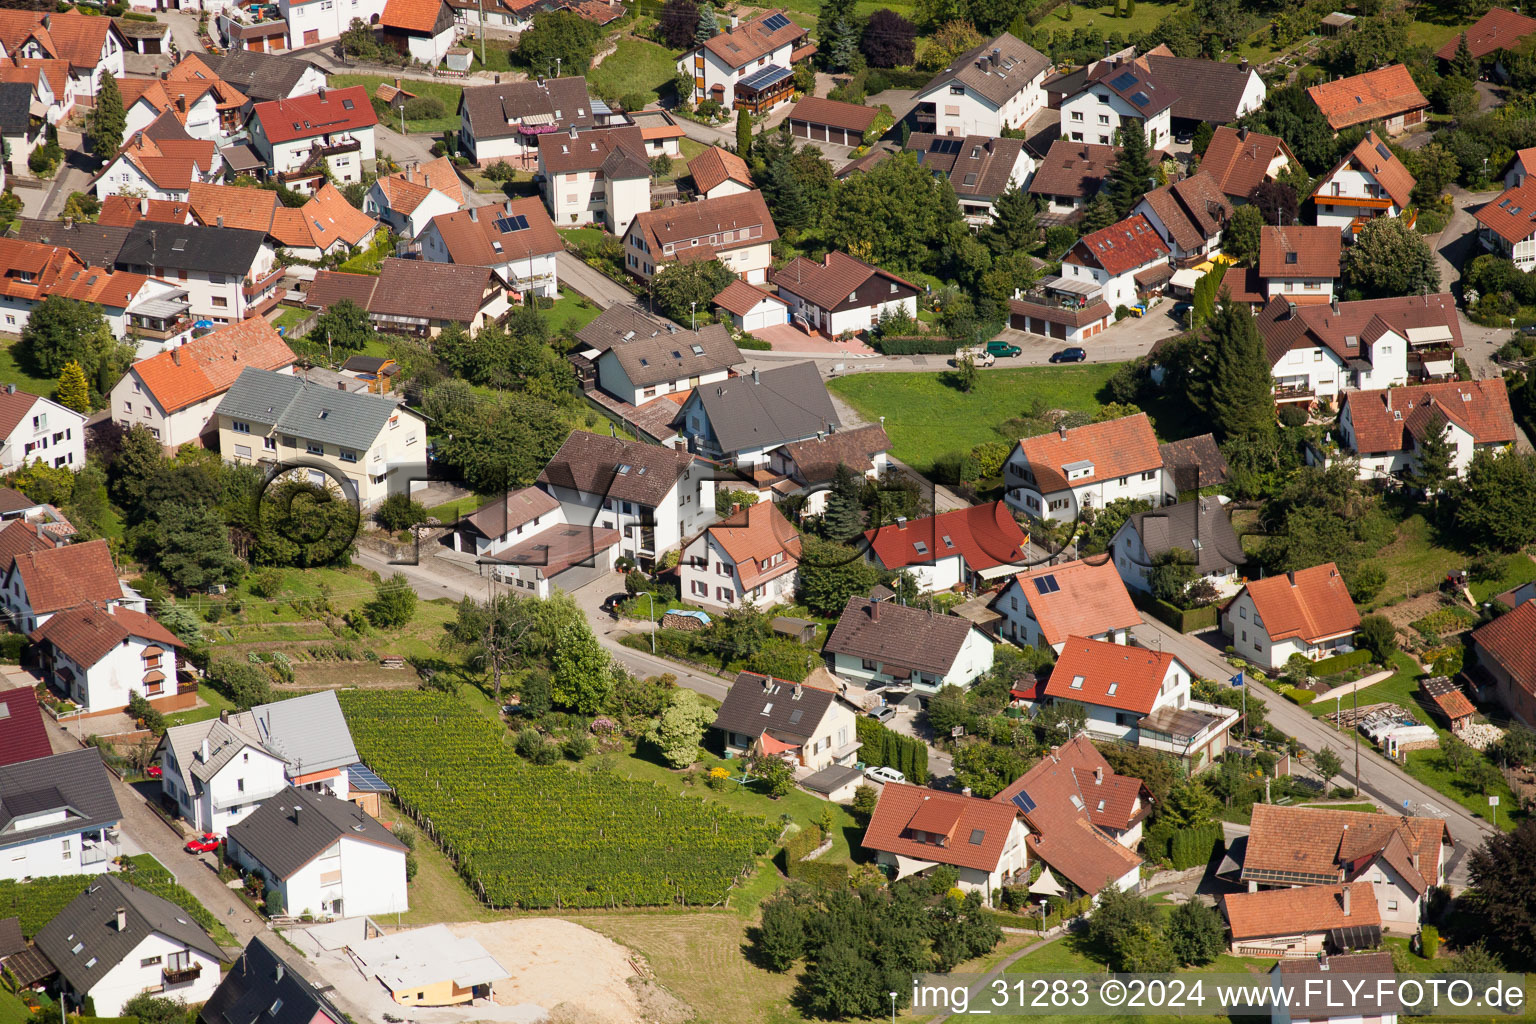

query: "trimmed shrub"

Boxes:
[1311, 649, 1373, 675]
[1420, 924, 1439, 959]
[874, 335, 960, 355]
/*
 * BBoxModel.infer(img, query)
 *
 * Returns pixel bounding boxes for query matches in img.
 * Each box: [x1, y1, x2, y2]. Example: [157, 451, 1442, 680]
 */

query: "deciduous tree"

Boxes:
[1166, 901, 1225, 966]
[1222, 204, 1264, 264]
[551, 620, 611, 714]
[151, 504, 243, 594]
[1457, 449, 1536, 551]
[519, 10, 602, 76]
[646, 689, 715, 767]
[312, 297, 373, 354]
[365, 573, 418, 627]
[1468, 820, 1536, 967]
[826, 152, 961, 272]
[1312, 745, 1343, 791]
[651, 258, 735, 323]
[1344, 217, 1440, 297]
[657, 0, 700, 48]
[1249, 180, 1299, 226]
[860, 9, 916, 67]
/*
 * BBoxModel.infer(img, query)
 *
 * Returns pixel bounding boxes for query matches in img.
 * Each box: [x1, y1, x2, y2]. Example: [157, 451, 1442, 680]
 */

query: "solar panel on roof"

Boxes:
[762, 12, 790, 30]
[1034, 574, 1061, 595]
[494, 214, 530, 233]
[1109, 71, 1138, 91]
[1375, 143, 1392, 161]
[1011, 790, 1037, 814]
[347, 763, 392, 792]
[739, 65, 793, 91]
[1131, 91, 1151, 107]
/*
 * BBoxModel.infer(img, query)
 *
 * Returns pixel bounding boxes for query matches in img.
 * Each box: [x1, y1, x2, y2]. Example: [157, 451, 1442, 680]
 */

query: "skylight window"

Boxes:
[1107, 682, 1118, 695]
[342, 98, 354, 110]
[913, 540, 929, 555]
[691, 344, 704, 355]
[969, 829, 986, 845]
[1070, 675, 1084, 689]
[616, 463, 631, 474]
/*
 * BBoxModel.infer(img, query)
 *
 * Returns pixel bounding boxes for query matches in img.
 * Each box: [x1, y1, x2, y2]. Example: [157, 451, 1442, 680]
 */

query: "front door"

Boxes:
[303, 28, 319, 44]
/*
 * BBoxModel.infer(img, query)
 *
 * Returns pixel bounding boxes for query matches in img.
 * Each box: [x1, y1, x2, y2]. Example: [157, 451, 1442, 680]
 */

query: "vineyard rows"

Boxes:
[338, 691, 778, 909]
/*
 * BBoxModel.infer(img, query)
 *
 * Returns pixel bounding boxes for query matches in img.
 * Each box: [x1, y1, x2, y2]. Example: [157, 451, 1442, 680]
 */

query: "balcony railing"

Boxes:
[243, 267, 285, 298]
[163, 963, 202, 985]
[1272, 384, 1315, 402]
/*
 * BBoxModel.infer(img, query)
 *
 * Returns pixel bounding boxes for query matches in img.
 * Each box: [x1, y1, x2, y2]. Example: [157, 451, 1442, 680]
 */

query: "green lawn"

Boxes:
[465, 39, 517, 73]
[163, 685, 235, 729]
[558, 226, 607, 251]
[336, 230, 396, 275]
[0, 337, 56, 397]
[426, 494, 486, 521]
[1364, 510, 1536, 609]
[327, 74, 463, 133]
[542, 288, 603, 335]
[829, 364, 1184, 475]
[270, 304, 311, 339]
[588, 37, 680, 109]
[1033, 0, 1185, 43]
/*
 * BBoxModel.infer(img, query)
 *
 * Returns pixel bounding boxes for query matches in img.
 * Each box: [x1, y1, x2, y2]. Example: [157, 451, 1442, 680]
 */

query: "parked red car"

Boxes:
[185, 833, 220, 854]
[146, 764, 162, 778]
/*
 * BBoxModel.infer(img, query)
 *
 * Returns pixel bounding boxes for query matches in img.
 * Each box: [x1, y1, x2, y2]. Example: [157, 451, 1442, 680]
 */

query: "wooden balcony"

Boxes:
[1272, 384, 1315, 403]
[163, 963, 202, 985]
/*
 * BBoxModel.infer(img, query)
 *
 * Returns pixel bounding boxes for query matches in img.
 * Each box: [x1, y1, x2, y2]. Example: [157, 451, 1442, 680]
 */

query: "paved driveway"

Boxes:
[556, 254, 639, 308]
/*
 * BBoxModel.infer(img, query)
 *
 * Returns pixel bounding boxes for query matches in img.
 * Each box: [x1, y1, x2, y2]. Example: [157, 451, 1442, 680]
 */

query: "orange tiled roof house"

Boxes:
[1221, 563, 1361, 671]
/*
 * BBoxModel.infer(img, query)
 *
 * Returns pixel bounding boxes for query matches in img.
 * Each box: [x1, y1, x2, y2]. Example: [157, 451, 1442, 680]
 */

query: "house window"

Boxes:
[233, 445, 251, 459]
[307, 442, 323, 455]
[340, 449, 357, 463]
[861, 658, 877, 670]
[60, 839, 70, 860]
[211, 296, 228, 307]
[949, 85, 964, 95]
[140, 956, 162, 967]
[237, 778, 245, 792]
[1098, 114, 1109, 125]
[265, 436, 277, 450]
[1387, 899, 1399, 911]
[231, 420, 250, 433]
[690, 580, 707, 596]
[1071, 111, 1083, 121]
[1048, 498, 1068, 511]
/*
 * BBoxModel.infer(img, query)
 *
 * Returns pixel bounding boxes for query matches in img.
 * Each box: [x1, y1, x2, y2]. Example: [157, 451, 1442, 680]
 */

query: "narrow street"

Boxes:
[556, 253, 641, 309]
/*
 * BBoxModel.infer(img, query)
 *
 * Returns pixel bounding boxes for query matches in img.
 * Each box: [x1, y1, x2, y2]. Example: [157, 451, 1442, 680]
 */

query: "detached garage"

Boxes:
[714, 279, 789, 331]
[788, 96, 881, 147]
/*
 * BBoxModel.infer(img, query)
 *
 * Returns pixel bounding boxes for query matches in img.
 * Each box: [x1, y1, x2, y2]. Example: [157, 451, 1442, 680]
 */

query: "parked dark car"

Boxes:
[1049, 347, 1087, 363]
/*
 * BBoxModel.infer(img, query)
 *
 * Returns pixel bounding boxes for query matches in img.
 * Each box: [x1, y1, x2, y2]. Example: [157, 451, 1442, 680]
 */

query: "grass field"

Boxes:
[589, 37, 680, 109]
[327, 73, 463, 133]
[1362, 511, 1536, 609]
[543, 288, 603, 335]
[1032, 0, 1183, 42]
[270, 304, 311, 337]
[0, 337, 56, 396]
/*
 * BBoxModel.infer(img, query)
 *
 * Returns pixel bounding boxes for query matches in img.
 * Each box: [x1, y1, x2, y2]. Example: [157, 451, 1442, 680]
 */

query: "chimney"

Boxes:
[1239, 57, 1248, 72]
[292, 804, 301, 825]
[752, 367, 760, 383]
[1094, 767, 1103, 784]
[1239, 126, 1248, 142]
[176, 93, 186, 113]
[275, 963, 284, 982]
[139, 196, 149, 215]
[1330, 295, 1339, 315]
[870, 599, 880, 622]
[115, 907, 126, 932]
[962, 786, 973, 797]
[495, 74, 502, 84]
[1286, 300, 1296, 319]
[469, 207, 477, 221]
[219, 709, 229, 723]
[1286, 569, 1297, 586]
[318, 86, 326, 101]
[990, 49, 1000, 68]
[217, 215, 224, 229]
[200, 738, 209, 762]
[730, 502, 741, 514]
[171, 347, 180, 366]
[895, 515, 907, 529]
[1057, 424, 1067, 439]
[569, 124, 578, 138]
[730, 12, 738, 27]
[394, 77, 402, 90]
[1342, 885, 1351, 916]
[792, 683, 803, 700]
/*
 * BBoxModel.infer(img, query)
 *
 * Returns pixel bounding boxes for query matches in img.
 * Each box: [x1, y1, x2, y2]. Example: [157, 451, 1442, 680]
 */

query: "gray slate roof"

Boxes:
[581, 306, 743, 388]
[162, 691, 359, 799]
[14, 219, 131, 268]
[0, 82, 31, 134]
[198, 51, 321, 103]
[227, 786, 405, 881]
[202, 936, 347, 1024]
[117, 222, 268, 277]
[711, 671, 840, 744]
[34, 875, 223, 995]
[0, 747, 121, 846]
[918, 32, 1050, 108]
[215, 367, 402, 451]
[1120, 498, 1247, 576]
[688, 361, 838, 454]
[459, 76, 595, 143]
[824, 596, 978, 677]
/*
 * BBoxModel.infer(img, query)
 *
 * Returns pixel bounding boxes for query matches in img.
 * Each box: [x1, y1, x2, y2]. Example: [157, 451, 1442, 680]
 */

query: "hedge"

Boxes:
[1311, 649, 1372, 675]
[855, 716, 928, 783]
[783, 825, 824, 866]
[1133, 592, 1219, 633]
[1282, 686, 1317, 705]
[794, 860, 849, 890]
[874, 335, 960, 355]
[1420, 924, 1439, 960]
[1145, 823, 1223, 870]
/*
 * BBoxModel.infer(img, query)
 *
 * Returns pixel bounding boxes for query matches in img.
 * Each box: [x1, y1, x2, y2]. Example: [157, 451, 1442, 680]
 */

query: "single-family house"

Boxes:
[1257, 293, 1463, 407]
[202, 937, 348, 1024]
[1269, 953, 1401, 1024]
[269, 183, 380, 261]
[1311, 131, 1415, 240]
[1132, 172, 1232, 262]
[0, 747, 121, 881]
[12, 218, 128, 271]
[1474, 176, 1536, 268]
[278, 0, 388, 50]
[711, 671, 861, 770]
[861, 502, 1028, 594]
[0, 384, 86, 473]
[1200, 125, 1297, 204]
[163, 54, 250, 135]
[0, 234, 186, 345]
[1307, 65, 1428, 134]
[450, 489, 618, 596]
[1242, 803, 1450, 931]
[92, 116, 221, 200]
[536, 430, 713, 570]
[688, 145, 753, 199]
[1470, 601, 1536, 727]
[713, 279, 789, 332]
[3, 538, 137, 633]
[1110, 496, 1245, 594]
[624, 190, 778, 283]
[537, 125, 651, 235]
[904, 133, 1035, 228]
[1060, 56, 1177, 149]
[1337, 379, 1516, 482]
[680, 500, 801, 609]
[1142, 48, 1266, 128]
[1223, 882, 1381, 957]
[364, 156, 465, 239]
[215, 366, 428, 508]
[771, 251, 921, 337]
[249, 86, 378, 192]
[35, 875, 222, 1016]
[159, 690, 359, 833]
[862, 783, 1027, 903]
[367, 257, 510, 336]
[1027, 140, 1115, 216]
[0, 518, 55, 585]
[226, 786, 408, 919]
[0, 685, 51, 767]
[1222, 563, 1361, 670]
[0, 65, 66, 149]
[380, 0, 458, 66]
[676, 8, 809, 114]
[1436, 8, 1536, 69]
[787, 96, 879, 148]
[30, 604, 185, 715]
[110, 315, 296, 449]
[1505, 146, 1536, 189]
[763, 423, 890, 511]
[118, 77, 224, 146]
[1002, 412, 1165, 522]
[0, 9, 126, 100]
[824, 595, 995, 695]
[456, 76, 600, 167]
[1060, 214, 1172, 312]
[911, 32, 1050, 137]
[1260, 225, 1340, 301]
[419, 197, 562, 300]
[992, 558, 1142, 653]
[677, 361, 838, 467]
[573, 304, 743, 407]
[197, 50, 328, 104]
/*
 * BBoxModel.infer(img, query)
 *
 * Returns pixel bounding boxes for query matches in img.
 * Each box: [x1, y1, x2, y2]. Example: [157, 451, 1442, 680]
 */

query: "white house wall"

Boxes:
[83, 933, 220, 1017]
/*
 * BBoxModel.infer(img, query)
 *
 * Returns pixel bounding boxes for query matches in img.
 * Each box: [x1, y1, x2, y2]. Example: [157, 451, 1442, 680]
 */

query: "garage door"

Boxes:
[791, 119, 807, 139]
[744, 305, 785, 331]
[1050, 321, 1067, 340]
[813, 123, 829, 142]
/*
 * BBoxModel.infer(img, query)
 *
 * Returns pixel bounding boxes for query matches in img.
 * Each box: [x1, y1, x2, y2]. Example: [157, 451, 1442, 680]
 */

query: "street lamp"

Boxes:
[642, 591, 656, 653]
[889, 991, 898, 1024]
[690, 300, 697, 330]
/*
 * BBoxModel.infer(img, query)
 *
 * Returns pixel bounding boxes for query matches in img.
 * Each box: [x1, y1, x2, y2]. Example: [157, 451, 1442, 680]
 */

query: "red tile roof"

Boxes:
[1046, 636, 1180, 715]
[1004, 559, 1142, 648]
[1029, 140, 1117, 201]
[268, 182, 379, 251]
[770, 250, 920, 314]
[1240, 563, 1360, 644]
[1012, 412, 1162, 494]
[380, 155, 464, 209]
[253, 86, 377, 145]
[1473, 601, 1536, 697]
[629, 190, 779, 262]
[1475, 179, 1536, 243]
[862, 782, 1020, 872]
[712, 279, 784, 317]
[1223, 882, 1378, 940]
[863, 501, 1027, 573]
[1435, 7, 1536, 59]
[705, 502, 801, 590]
[687, 145, 753, 195]
[425, 196, 561, 267]
[12, 539, 121, 616]
[1259, 225, 1341, 280]
[31, 605, 184, 670]
[1307, 65, 1428, 130]
[1315, 131, 1415, 209]
[788, 95, 879, 132]
[0, 686, 51, 767]
[38, 10, 120, 71]
[1343, 379, 1515, 455]
[131, 317, 295, 414]
[0, 519, 55, 575]
[1244, 802, 1448, 894]
[382, 0, 447, 33]
[1256, 292, 1461, 368]
[98, 195, 190, 227]
[1067, 214, 1170, 277]
[187, 182, 279, 233]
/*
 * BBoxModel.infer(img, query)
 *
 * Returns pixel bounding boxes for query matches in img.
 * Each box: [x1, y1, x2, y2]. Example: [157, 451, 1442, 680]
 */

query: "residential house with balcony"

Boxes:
[688, 144, 753, 198]
[902, 133, 1035, 227]
[1045, 636, 1237, 771]
[624, 190, 777, 283]
[109, 317, 296, 449]
[419, 197, 561, 300]
[862, 783, 1026, 904]
[364, 156, 465, 239]
[3, 539, 139, 633]
[572, 304, 743, 408]
[214, 366, 428, 509]
[92, 114, 221, 201]
[1470, 600, 1536, 727]
[1200, 125, 1297, 205]
[1475, 176, 1536, 268]
[227, 786, 408, 920]
[992, 558, 1141, 654]
[448, 488, 619, 598]
[1310, 132, 1415, 239]
[159, 690, 359, 833]
[824, 595, 995, 696]
[30, 604, 185, 715]
[1307, 64, 1428, 135]
[0, 233, 189, 346]
[1260, 225, 1340, 301]
[911, 32, 1050, 137]
[163, 54, 251, 135]
[0, 384, 85, 472]
[0, 747, 122, 881]
[861, 502, 1029, 594]
[457, 75, 604, 167]
[677, 362, 838, 468]
[676, 8, 809, 114]
[1060, 56, 1177, 149]
[1110, 497, 1247, 595]
[35, 875, 223, 1016]
[1142, 48, 1266, 129]
[1027, 140, 1115, 217]
[0, 9, 126, 100]
[1053, 214, 1172, 318]
[1256, 292, 1463, 409]
[770, 251, 920, 337]
[1222, 562, 1361, 670]
[369, 257, 510, 336]
[1002, 412, 1166, 522]
[680, 500, 801, 609]
[116, 221, 278, 321]
[118, 77, 227, 146]
[1336, 379, 1516, 483]
[249, 86, 378, 193]
[277, 0, 388, 50]
[710, 671, 861, 770]
[537, 430, 714, 571]
[1132, 171, 1231, 263]
[537, 125, 651, 235]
